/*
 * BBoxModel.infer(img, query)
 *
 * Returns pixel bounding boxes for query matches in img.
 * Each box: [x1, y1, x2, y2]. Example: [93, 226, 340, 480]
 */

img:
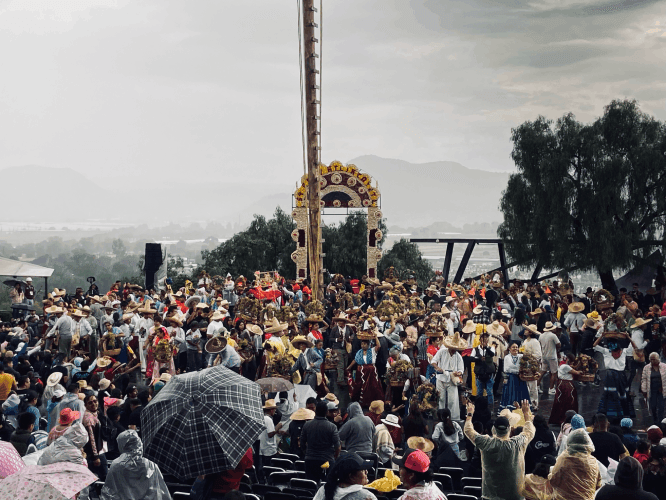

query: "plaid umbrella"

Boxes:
[0, 441, 24, 479]
[0, 462, 96, 500]
[256, 377, 294, 393]
[141, 365, 265, 480]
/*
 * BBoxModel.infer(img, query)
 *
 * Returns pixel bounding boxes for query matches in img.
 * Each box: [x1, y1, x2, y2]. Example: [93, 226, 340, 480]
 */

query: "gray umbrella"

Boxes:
[141, 365, 264, 480]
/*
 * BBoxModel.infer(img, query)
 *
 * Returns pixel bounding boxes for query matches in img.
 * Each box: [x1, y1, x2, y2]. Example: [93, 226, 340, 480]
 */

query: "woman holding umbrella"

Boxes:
[346, 323, 383, 406]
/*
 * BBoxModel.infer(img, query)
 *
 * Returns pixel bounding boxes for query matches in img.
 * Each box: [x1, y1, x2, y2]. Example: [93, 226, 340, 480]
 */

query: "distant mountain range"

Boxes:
[346, 155, 509, 226]
[0, 157, 510, 228]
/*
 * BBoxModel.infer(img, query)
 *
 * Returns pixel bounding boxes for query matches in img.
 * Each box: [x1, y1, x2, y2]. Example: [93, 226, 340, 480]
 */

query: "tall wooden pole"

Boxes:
[303, 0, 323, 301]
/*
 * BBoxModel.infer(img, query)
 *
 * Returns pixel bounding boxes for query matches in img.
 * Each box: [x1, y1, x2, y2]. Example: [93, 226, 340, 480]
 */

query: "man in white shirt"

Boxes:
[539, 326, 561, 395]
[625, 318, 649, 395]
[431, 333, 465, 420]
[47, 309, 75, 357]
[258, 399, 282, 482]
[563, 302, 586, 355]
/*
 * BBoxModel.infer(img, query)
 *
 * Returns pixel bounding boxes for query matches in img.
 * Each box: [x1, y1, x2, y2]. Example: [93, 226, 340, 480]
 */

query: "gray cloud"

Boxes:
[0, 0, 663, 194]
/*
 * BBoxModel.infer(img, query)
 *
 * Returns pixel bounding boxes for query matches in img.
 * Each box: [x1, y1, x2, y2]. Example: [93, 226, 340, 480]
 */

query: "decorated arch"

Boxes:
[291, 161, 382, 279]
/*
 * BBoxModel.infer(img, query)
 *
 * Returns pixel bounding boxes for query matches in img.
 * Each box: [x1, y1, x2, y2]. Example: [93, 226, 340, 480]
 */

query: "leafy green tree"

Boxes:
[378, 238, 434, 287]
[323, 212, 388, 278]
[111, 238, 127, 258]
[201, 207, 296, 278]
[167, 255, 190, 290]
[498, 99, 666, 291]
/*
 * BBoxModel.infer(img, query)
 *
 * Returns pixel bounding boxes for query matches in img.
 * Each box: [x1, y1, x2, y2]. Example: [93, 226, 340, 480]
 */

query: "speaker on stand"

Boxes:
[145, 243, 163, 291]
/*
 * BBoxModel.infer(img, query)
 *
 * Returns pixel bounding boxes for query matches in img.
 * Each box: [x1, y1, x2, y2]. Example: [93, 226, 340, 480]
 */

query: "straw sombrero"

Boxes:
[486, 321, 503, 336]
[263, 399, 277, 409]
[407, 436, 435, 453]
[205, 337, 226, 354]
[442, 332, 468, 350]
[568, 302, 584, 313]
[291, 335, 313, 349]
[96, 356, 113, 368]
[332, 313, 352, 324]
[304, 315, 328, 327]
[290, 408, 316, 421]
[265, 317, 288, 334]
[462, 320, 476, 334]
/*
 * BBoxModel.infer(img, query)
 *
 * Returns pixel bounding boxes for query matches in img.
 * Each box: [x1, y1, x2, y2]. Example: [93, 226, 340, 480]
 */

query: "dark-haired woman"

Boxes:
[312, 452, 377, 500]
[432, 408, 464, 459]
[549, 352, 582, 425]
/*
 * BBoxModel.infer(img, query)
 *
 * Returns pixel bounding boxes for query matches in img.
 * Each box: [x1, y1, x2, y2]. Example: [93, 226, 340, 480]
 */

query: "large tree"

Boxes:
[498, 99, 666, 291]
[378, 238, 433, 287]
[201, 207, 297, 278]
[201, 209, 388, 279]
[323, 212, 388, 278]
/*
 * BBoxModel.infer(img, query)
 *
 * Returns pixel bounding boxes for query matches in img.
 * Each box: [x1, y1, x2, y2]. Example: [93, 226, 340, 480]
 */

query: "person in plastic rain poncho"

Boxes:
[548, 428, 602, 500]
[38, 422, 89, 466]
[100, 430, 170, 500]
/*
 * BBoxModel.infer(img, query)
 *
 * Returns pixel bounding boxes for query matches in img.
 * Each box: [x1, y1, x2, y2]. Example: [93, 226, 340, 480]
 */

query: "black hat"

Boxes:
[332, 452, 373, 476]
[494, 416, 511, 433]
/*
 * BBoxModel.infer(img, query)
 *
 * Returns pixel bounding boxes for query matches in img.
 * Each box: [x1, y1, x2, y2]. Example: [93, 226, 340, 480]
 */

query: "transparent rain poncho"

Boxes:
[549, 429, 602, 500]
[38, 422, 88, 467]
[100, 430, 170, 500]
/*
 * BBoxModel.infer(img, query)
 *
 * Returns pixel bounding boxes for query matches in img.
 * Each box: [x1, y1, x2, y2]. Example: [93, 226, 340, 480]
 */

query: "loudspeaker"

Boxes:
[145, 243, 163, 291]
[145, 243, 163, 271]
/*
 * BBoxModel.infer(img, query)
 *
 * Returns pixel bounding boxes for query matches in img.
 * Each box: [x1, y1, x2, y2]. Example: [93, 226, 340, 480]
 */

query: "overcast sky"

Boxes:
[0, 0, 664, 187]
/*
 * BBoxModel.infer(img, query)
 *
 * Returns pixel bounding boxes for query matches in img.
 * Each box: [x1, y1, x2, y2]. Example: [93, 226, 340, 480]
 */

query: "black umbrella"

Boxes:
[141, 365, 265, 480]
[3, 279, 26, 288]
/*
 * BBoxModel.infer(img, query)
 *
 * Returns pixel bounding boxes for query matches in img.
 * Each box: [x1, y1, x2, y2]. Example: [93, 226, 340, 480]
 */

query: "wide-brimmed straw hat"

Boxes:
[584, 318, 601, 329]
[265, 317, 288, 334]
[205, 337, 227, 354]
[472, 305, 483, 315]
[167, 316, 183, 327]
[263, 399, 277, 410]
[290, 408, 316, 421]
[524, 324, 539, 336]
[442, 332, 468, 350]
[304, 314, 328, 327]
[568, 302, 585, 313]
[332, 313, 352, 324]
[185, 296, 201, 308]
[407, 436, 435, 453]
[462, 320, 476, 334]
[486, 321, 503, 336]
[291, 335, 313, 349]
[543, 321, 561, 332]
[369, 400, 384, 415]
[633, 318, 651, 329]
[96, 356, 114, 368]
[47, 372, 63, 387]
[210, 311, 225, 322]
[324, 393, 339, 405]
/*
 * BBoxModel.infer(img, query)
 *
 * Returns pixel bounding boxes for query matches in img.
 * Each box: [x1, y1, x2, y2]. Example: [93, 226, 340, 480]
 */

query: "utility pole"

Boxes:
[302, 0, 323, 301]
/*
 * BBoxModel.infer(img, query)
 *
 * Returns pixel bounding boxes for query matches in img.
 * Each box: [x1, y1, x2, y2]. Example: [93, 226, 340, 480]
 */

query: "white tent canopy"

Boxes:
[0, 256, 54, 278]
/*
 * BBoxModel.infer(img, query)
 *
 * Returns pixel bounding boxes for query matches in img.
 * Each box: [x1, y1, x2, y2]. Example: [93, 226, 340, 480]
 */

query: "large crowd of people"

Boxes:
[2, 269, 666, 499]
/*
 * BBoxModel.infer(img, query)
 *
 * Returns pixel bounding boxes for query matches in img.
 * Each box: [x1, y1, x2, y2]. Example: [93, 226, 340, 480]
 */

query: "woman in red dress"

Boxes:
[346, 330, 384, 407]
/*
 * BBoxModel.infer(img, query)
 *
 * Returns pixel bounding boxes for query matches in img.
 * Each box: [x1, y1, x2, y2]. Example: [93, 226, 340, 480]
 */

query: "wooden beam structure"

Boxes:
[303, 0, 323, 301]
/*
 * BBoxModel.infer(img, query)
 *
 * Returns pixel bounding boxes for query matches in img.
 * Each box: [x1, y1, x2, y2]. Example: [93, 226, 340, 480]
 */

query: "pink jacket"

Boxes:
[641, 362, 666, 398]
